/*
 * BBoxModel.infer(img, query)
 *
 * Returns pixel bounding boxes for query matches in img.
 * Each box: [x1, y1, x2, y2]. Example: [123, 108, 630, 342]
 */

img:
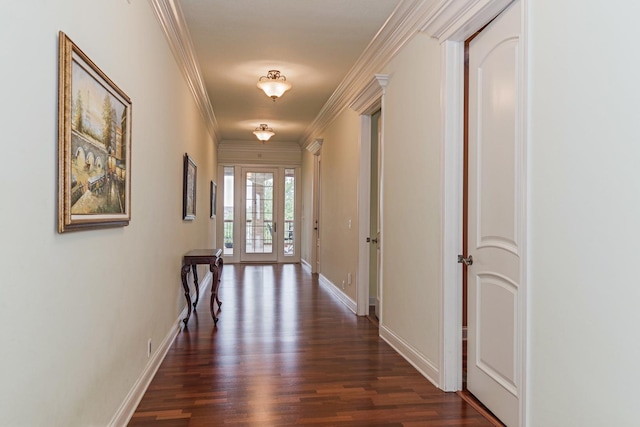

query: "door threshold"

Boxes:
[456, 390, 506, 427]
[239, 261, 278, 264]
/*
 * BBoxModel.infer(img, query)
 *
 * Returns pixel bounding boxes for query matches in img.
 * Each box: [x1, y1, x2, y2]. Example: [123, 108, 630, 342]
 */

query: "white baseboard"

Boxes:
[318, 274, 357, 314]
[300, 258, 312, 272]
[379, 324, 440, 388]
[108, 273, 212, 426]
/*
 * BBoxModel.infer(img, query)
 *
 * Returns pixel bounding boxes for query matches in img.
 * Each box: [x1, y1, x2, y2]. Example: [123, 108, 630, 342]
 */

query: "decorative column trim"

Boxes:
[306, 138, 324, 156]
[350, 74, 389, 115]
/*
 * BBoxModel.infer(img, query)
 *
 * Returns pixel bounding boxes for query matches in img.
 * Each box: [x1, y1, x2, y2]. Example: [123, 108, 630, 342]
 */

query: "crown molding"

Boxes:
[300, 0, 441, 148]
[149, 0, 220, 143]
[300, 0, 512, 149]
[149, 0, 508, 150]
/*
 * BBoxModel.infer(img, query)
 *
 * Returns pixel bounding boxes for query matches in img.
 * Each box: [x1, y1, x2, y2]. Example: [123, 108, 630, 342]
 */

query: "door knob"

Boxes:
[457, 254, 473, 266]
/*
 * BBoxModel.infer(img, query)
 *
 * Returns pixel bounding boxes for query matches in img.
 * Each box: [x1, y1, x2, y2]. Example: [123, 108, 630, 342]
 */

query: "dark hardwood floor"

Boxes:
[129, 264, 494, 426]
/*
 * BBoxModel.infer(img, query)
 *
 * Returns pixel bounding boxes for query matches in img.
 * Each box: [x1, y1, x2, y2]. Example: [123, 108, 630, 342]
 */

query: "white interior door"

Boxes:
[313, 155, 322, 273]
[241, 168, 278, 262]
[370, 110, 382, 319]
[467, 1, 522, 426]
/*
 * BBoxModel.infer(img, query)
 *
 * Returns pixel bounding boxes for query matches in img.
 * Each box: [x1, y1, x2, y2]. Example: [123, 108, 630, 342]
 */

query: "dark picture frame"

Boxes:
[183, 153, 197, 220]
[57, 31, 132, 233]
[210, 180, 217, 218]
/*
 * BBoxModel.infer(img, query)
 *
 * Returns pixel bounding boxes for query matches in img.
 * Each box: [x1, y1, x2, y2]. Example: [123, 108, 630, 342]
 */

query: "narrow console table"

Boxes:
[180, 249, 224, 326]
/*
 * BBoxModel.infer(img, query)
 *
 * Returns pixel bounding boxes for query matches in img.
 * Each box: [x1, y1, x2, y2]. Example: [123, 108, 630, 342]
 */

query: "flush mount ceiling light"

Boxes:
[257, 70, 291, 101]
[253, 123, 275, 142]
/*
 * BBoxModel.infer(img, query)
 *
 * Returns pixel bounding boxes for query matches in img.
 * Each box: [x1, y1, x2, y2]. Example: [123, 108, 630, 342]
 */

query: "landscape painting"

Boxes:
[183, 153, 197, 220]
[58, 32, 132, 232]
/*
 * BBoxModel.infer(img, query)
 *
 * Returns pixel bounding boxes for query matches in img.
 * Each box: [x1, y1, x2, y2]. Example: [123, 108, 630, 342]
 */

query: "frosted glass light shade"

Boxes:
[253, 124, 275, 142]
[257, 70, 291, 100]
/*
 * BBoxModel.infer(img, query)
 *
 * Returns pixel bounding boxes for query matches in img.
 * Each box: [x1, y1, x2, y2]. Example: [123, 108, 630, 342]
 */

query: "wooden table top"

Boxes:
[183, 249, 222, 259]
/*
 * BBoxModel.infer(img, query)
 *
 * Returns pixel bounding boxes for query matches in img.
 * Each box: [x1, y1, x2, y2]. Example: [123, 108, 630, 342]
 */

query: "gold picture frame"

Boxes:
[183, 153, 197, 220]
[57, 32, 132, 232]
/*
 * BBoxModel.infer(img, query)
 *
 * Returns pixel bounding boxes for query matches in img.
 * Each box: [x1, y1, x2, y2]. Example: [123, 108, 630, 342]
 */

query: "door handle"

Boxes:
[366, 237, 379, 244]
[457, 254, 473, 266]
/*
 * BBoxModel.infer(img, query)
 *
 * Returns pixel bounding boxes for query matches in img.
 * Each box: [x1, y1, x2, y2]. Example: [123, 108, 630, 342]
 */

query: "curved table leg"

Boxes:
[216, 258, 223, 308]
[209, 260, 222, 325]
[181, 263, 192, 326]
[210, 293, 218, 325]
[191, 265, 199, 308]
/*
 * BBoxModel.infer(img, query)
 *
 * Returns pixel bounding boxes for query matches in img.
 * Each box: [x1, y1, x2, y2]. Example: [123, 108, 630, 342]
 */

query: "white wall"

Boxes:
[218, 140, 302, 166]
[0, 1, 216, 425]
[528, 1, 640, 425]
[315, 109, 361, 301]
[380, 33, 443, 374]
[296, 32, 444, 384]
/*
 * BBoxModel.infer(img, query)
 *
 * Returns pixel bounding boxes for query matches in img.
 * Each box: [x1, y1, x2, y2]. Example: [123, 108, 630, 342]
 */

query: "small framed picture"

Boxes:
[183, 153, 197, 220]
[210, 180, 217, 218]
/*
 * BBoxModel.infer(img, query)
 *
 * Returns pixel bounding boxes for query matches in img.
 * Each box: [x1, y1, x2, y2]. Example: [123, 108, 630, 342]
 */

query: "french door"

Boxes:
[241, 168, 278, 262]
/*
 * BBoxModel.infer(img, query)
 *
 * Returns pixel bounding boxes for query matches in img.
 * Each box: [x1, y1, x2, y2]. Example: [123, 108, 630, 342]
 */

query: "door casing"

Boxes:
[426, 1, 528, 426]
[311, 153, 321, 274]
[240, 167, 278, 263]
[217, 164, 301, 264]
[354, 75, 388, 317]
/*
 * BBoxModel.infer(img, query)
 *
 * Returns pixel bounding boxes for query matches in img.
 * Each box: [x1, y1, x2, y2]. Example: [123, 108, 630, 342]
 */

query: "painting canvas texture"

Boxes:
[70, 61, 128, 214]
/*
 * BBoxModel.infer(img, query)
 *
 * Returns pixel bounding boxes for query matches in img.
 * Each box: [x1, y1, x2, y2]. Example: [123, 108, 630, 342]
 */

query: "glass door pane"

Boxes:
[242, 169, 277, 261]
[223, 166, 234, 255]
[284, 168, 295, 257]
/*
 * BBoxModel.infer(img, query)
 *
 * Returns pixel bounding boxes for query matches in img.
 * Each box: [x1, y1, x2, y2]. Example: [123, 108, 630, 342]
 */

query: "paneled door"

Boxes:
[241, 168, 278, 262]
[466, 1, 523, 426]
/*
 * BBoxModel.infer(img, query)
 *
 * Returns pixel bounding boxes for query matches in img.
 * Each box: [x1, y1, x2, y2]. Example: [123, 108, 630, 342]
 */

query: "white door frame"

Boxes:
[218, 164, 301, 264]
[240, 167, 279, 263]
[353, 75, 388, 317]
[280, 166, 302, 263]
[311, 151, 322, 274]
[424, 0, 528, 425]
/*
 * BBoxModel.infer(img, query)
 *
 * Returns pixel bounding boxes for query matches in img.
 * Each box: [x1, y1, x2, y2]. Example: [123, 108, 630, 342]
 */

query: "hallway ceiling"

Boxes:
[178, 0, 400, 144]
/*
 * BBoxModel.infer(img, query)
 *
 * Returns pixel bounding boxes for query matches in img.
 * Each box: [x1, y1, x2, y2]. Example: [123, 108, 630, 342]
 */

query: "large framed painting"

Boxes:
[183, 153, 197, 220]
[57, 32, 132, 233]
